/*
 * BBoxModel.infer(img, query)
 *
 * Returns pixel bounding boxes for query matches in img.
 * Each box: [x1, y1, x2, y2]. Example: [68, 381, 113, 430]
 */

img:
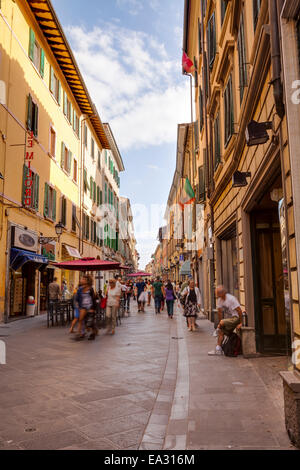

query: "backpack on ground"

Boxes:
[222, 333, 242, 357]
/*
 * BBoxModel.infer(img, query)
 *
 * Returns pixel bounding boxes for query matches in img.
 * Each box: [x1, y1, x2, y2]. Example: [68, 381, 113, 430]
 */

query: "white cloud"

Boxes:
[147, 165, 159, 171]
[66, 24, 190, 151]
[116, 0, 143, 16]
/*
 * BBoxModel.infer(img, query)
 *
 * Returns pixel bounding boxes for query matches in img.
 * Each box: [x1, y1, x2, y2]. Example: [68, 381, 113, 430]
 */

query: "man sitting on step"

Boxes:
[208, 286, 243, 356]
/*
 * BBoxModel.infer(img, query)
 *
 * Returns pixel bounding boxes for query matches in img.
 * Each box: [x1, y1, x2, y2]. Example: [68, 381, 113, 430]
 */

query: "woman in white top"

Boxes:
[106, 279, 121, 335]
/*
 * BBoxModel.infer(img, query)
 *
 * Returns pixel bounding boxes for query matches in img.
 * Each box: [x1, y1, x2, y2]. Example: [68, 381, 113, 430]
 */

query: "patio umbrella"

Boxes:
[53, 258, 121, 272]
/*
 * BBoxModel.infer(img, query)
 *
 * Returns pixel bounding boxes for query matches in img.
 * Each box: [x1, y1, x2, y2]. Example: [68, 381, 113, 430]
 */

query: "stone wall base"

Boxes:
[280, 371, 300, 449]
[241, 327, 257, 357]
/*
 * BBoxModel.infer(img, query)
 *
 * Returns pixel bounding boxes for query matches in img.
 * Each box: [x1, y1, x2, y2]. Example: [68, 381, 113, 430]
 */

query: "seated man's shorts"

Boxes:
[221, 317, 240, 336]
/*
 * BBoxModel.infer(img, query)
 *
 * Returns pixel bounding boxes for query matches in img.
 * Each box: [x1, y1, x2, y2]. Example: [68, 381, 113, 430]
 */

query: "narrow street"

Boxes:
[0, 303, 295, 451]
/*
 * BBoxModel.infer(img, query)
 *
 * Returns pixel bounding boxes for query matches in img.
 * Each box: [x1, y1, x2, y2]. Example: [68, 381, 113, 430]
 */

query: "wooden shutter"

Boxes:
[198, 19, 202, 54]
[90, 177, 93, 200]
[198, 166, 205, 202]
[61, 197, 67, 227]
[22, 164, 27, 206]
[29, 28, 35, 61]
[27, 94, 33, 131]
[63, 91, 67, 115]
[67, 150, 72, 175]
[49, 66, 55, 93]
[44, 183, 49, 218]
[100, 190, 103, 205]
[93, 181, 96, 203]
[52, 189, 57, 221]
[40, 49, 45, 78]
[57, 81, 61, 105]
[33, 173, 39, 210]
[33, 103, 38, 137]
[61, 142, 65, 169]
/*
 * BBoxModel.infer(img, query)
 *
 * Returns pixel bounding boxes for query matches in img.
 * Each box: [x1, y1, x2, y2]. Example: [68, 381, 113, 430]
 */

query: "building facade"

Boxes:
[181, 0, 300, 446]
[0, 0, 135, 321]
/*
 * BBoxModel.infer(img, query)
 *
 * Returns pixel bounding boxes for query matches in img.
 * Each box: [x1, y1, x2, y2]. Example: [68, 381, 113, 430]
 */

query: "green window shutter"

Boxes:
[44, 183, 49, 218]
[84, 169, 87, 193]
[29, 28, 35, 61]
[198, 166, 205, 201]
[97, 186, 100, 206]
[22, 164, 27, 206]
[33, 103, 38, 138]
[49, 66, 55, 93]
[27, 94, 33, 131]
[40, 49, 45, 78]
[52, 189, 57, 221]
[86, 216, 90, 240]
[33, 173, 39, 210]
[93, 181, 96, 203]
[100, 190, 103, 205]
[57, 81, 61, 106]
[63, 91, 67, 115]
[61, 142, 65, 169]
[90, 177, 93, 199]
[68, 150, 72, 175]
[62, 197, 67, 227]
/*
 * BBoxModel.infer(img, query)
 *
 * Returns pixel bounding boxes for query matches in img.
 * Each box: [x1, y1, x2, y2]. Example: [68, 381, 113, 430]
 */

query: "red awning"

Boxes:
[119, 265, 131, 270]
[54, 258, 121, 272]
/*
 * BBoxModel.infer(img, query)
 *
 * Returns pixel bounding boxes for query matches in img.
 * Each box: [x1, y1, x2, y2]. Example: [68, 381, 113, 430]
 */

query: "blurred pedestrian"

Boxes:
[164, 280, 176, 319]
[106, 279, 121, 335]
[75, 275, 98, 341]
[181, 280, 201, 332]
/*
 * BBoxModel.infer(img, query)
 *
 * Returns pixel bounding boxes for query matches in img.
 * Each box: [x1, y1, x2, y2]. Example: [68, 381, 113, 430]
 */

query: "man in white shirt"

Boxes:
[208, 286, 243, 356]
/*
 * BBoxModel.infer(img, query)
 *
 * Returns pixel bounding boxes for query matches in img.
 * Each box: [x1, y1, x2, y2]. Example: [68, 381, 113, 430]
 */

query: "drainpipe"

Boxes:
[269, 0, 285, 119]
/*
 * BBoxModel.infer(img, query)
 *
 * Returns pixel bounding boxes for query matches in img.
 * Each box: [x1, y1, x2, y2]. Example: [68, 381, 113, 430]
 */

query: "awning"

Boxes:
[54, 258, 121, 272]
[179, 260, 191, 276]
[63, 245, 81, 259]
[10, 248, 49, 272]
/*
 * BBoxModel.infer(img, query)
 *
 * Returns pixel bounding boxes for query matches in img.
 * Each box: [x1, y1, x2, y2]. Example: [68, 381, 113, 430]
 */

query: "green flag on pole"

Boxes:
[179, 178, 195, 209]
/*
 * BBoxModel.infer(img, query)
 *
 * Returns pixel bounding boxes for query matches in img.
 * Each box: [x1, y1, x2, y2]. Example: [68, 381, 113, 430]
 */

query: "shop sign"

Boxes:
[11, 226, 38, 253]
[41, 243, 56, 262]
[24, 131, 35, 207]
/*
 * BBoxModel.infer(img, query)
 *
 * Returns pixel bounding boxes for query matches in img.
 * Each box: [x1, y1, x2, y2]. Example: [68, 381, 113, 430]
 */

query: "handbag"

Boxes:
[100, 297, 107, 309]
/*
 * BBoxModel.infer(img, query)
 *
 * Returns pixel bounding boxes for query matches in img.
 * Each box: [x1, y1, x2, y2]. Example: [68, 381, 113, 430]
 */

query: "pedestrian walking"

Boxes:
[164, 280, 176, 319]
[152, 277, 164, 314]
[106, 279, 121, 335]
[69, 280, 84, 334]
[75, 275, 98, 341]
[135, 277, 146, 312]
[146, 280, 152, 306]
[125, 281, 133, 314]
[208, 286, 243, 356]
[181, 280, 201, 332]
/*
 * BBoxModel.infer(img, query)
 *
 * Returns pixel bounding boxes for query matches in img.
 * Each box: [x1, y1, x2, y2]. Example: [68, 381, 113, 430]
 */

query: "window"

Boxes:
[238, 12, 247, 103]
[198, 19, 202, 54]
[194, 121, 199, 151]
[199, 86, 204, 131]
[63, 92, 72, 124]
[253, 0, 261, 31]
[44, 183, 57, 221]
[194, 57, 198, 87]
[91, 220, 97, 244]
[28, 28, 45, 77]
[26, 94, 39, 138]
[84, 168, 88, 193]
[72, 204, 77, 232]
[201, 0, 206, 18]
[83, 213, 90, 240]
[207, 13, 216, 69]
[91, 138, 95, 159]
[61, 196, 67, 227]
[73, 111, 79, 137]
[73, 158, 78, 183]
[214, 113, 221, 170]
[50, 127, 56, 158]
[61, 142, 72, 175]
[97, 151, 101, 170]
[22, 164, 39, 211]
[221, 1, 228, 24]
[198, 165, 206, 202]
[84, 124, 88, 147]
[90, 177, 94, 201]
[49, 67, 61, 104]
[224, 75, 234, 146]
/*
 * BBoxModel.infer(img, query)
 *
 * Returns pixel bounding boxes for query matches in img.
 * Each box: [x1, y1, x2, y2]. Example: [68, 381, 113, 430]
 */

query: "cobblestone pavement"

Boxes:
[0, 302, 296, 450]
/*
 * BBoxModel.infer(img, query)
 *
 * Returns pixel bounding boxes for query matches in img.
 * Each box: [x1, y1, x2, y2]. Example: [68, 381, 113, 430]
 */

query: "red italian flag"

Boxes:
[179, 178, 196, 209]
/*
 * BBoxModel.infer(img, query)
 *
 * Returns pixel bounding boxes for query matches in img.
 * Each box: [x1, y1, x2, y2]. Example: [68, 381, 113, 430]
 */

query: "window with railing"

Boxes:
[214, 113, 221, 171]
[224, 75, 234, 147]
[207, 12, 216, 69]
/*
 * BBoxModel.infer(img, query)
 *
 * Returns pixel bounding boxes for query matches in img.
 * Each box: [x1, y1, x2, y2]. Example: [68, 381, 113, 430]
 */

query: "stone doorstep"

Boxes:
[280, 371, 300, 394]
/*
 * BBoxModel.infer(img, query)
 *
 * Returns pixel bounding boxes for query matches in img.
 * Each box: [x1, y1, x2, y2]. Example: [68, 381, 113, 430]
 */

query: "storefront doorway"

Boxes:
[218, 224, 239, 300]
[251, 174, 291, 354]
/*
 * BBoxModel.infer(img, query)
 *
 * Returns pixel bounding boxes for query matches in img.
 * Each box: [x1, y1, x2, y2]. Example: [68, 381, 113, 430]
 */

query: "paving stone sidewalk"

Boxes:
[0, 302, 296, 450]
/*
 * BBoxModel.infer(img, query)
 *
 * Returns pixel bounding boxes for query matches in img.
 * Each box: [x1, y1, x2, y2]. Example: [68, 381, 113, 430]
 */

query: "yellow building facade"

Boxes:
[0, 0, 111, 321]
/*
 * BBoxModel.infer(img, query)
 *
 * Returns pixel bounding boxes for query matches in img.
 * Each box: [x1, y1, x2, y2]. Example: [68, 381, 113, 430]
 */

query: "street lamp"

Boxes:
[245, 120, 273, 147]
[39, 222, 64, 245]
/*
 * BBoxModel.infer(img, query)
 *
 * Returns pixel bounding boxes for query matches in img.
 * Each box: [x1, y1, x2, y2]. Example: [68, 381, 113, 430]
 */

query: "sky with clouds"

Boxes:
[51, 0, 190, 269]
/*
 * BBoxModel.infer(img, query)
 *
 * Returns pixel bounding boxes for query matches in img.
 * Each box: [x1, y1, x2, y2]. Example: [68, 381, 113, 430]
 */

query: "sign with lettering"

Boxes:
[24, 131, 34, 207]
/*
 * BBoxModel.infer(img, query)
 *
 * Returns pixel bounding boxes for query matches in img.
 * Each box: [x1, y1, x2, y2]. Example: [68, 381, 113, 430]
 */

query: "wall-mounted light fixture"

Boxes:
[232, 171, 252, 188]
[245, 120, 273, 147]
